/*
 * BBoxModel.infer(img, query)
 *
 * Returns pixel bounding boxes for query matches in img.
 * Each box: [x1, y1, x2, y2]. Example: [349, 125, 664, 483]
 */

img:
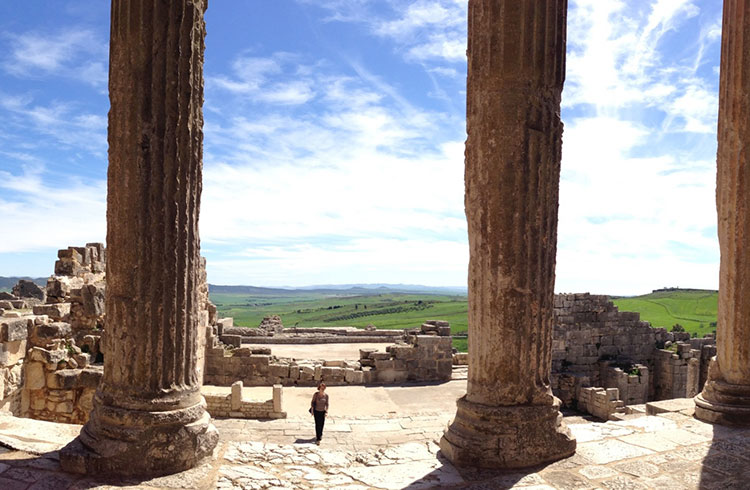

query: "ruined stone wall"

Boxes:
[220, 322, 404, 345]
[204, 321, 453, 386]
[0, 317, 27, 413]
[652, 338, 715, 400]
[577, 387, 624, 420]
[204, 382, 285, 419]
[22, 331, 102, 424]
[600, 362, 649, 406]
[551, 293, 715, 408]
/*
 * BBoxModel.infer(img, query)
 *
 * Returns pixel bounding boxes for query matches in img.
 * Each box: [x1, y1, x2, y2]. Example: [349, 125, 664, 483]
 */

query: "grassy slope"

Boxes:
[210, 288, 719, 352]
[210, 291, 468, 333]
[612, 289, 717, 336]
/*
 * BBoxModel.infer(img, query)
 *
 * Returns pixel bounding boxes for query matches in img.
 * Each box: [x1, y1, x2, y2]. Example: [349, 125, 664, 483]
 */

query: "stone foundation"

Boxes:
[205, 321, 453, 386]
[205, 382, 286, 419]
[551, 293, 715, 408]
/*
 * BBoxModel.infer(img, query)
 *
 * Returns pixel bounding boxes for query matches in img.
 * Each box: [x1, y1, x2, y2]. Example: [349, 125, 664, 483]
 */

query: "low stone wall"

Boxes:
[205, 382, 285, 419]
[220, 325, 404, 345]
[577, 387, 625, 421]
[550, 293, 715, 407]
[204, 321, 454, 386]
[652, 338, 715, 400]
[601, 362, 649, 406]
[452, 353, 468, 365]
[0, 317, 27, 413]
[22, 344, 102, 424]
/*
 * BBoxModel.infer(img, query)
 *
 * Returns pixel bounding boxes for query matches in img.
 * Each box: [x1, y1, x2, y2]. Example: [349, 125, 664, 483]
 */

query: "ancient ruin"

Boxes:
[694, 0, 750, 427]
[0, 0, 748, 486]
[439, 0, 576, 469]
[58, 0, 218, 476]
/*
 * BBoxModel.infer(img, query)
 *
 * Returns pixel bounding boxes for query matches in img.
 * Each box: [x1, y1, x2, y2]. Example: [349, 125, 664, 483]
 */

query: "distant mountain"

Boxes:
[0, 276, 47, 291]
[208, 283, 467, 296]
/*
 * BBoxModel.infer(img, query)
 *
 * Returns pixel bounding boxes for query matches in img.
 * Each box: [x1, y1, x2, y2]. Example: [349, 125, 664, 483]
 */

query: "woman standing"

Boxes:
[310, 382, 329, 445]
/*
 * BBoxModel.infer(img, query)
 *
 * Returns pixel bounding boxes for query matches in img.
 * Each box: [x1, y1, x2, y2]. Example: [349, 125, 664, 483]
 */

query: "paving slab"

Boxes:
[0, 388, 748, 488]
[645, 398, 696, 415]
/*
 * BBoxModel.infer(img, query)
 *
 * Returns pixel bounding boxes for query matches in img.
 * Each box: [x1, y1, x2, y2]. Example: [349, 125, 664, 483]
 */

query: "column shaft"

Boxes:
[61, 0, 218, 475]
[440, 0, 575, 468]
[695, 0, 750, 426]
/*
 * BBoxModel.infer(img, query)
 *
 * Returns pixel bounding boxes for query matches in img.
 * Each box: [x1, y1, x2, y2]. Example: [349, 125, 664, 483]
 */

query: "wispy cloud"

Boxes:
[557, 0, 722, 294]
[209, 53, 316, 105]
[0, 93, 107, 155]
[0, 163, 106, 254]
[2, 29, 108, 86]
[299, 0, 467, 64]
[201, 49, 466, 284]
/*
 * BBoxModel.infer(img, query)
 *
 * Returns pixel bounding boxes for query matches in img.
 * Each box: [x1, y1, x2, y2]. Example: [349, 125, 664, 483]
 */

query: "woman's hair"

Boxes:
[317, 382, 326, 390]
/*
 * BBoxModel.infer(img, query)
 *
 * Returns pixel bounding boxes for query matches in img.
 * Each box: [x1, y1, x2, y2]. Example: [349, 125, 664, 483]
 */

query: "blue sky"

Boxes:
[0, 0, 723, 295]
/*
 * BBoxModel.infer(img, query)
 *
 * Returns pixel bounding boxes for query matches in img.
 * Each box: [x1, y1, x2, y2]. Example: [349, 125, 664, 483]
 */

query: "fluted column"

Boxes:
[60, 0, 218, 475]
[440, 0, 575, 468]
[695, 0, 750, 426]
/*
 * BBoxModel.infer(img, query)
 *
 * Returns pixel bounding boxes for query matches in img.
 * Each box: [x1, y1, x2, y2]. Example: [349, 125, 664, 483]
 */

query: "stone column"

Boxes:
[695, 0, 750, 427]
[440, 0, 575, 468]
[60, 0, 219, 475]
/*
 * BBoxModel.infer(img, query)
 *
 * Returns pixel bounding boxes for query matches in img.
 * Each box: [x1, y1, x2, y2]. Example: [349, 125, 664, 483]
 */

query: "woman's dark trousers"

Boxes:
[313, 410, 326, 441]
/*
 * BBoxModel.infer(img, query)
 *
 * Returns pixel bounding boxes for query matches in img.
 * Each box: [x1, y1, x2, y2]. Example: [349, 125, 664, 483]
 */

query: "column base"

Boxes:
[439, 395, 575, 469]
[60, 396, 219, 476]
[695, 379, 750, 426]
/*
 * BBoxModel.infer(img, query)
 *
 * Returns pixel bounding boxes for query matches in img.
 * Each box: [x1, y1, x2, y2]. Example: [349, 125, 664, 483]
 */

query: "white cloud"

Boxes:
[0, 165, 106, 254]
[209, 53, 317, 105]
[206, 239, 468, 286]
[2, 29, 108, 86]
[0, 94, 107, 155]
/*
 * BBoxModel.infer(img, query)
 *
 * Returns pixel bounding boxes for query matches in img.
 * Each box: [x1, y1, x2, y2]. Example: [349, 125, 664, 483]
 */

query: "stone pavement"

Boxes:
[0, 398, 749, 488]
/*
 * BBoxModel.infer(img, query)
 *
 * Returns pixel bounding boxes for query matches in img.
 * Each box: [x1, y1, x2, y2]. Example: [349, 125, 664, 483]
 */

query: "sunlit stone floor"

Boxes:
[0, 399, 748, 489]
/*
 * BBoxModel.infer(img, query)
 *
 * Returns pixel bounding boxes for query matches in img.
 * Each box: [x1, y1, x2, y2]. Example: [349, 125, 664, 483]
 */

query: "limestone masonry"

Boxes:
[0, 245, 721, 434]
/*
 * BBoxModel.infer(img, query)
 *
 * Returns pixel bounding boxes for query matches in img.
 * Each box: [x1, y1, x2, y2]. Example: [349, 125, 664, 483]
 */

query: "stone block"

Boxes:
[321, 366, 344, 380]
[231, 381, 243, 410]
[56, 401, 74, 414]
[79, 388, 95, 412]
[0, 340, 26, 367]
[25, 361, 45, 390]
[314, 364, 322, 381]
[299, 365, 314, 381]
[221, 335, 241, 348]
[218, 317, 234, 328]
[30, 396, 46, 411]
[32, 303, 71, 321]
[323, 360, 346, 367]
[78, 367, 103, 388]
[33, 322, 72, 341]
[48, 369, 79, 390]
[0, 301, 13, 310]
[273, 384, 283, 412]
[1, 318, 28, 342]
[370, 352, 392, 361]
[390, 345, 416, 360]
[269, 363, 290, 378]
[437, 360, 453, 379]
[233, 347, 251, 357]
[374, 359, 395, 370]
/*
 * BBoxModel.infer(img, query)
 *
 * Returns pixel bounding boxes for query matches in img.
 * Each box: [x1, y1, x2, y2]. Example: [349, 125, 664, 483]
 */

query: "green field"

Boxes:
[612, 289, 717, 336]
[210, 291, 469, 334]
[209, 287, 719, 349]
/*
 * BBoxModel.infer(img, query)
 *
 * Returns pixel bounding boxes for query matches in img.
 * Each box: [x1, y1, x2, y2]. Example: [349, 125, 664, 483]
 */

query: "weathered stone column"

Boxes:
[60, 0, 218, 475]
[440, 0, 575, 468]
[695, 0, 750, 427]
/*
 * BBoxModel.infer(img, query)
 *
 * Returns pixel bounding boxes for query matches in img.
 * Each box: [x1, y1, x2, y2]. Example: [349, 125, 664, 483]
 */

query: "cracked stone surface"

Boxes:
[0, 407, 749, 488]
